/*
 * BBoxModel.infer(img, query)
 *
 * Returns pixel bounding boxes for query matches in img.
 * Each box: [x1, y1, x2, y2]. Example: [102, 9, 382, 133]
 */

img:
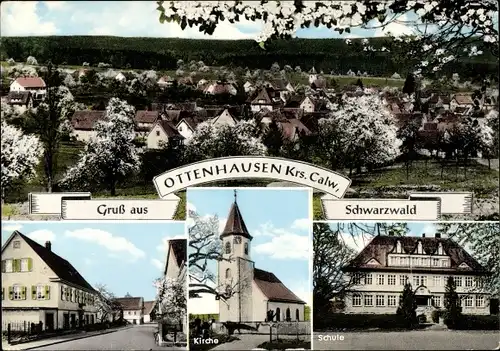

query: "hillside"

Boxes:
[0, 36, 496, 78]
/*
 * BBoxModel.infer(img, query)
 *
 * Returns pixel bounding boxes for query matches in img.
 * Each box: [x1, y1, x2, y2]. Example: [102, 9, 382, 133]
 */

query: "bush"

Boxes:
[431, 309, 443, 323]
[417, 314, 427, 323]
[452, 315, 499, 330]
[314, 313, 407, 330]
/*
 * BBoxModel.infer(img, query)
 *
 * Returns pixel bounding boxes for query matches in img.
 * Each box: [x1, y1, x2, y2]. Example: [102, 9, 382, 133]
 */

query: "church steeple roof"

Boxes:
[220, 190, 253, 240]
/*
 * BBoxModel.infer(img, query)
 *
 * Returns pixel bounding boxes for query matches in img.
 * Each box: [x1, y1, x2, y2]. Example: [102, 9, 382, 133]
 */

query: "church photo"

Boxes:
[187, 187, 312, 350]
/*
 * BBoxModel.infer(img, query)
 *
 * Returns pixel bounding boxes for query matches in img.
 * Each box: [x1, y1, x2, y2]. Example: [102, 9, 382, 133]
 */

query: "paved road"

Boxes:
[33, 325, 182, 350]
[313, 330, 500, 350]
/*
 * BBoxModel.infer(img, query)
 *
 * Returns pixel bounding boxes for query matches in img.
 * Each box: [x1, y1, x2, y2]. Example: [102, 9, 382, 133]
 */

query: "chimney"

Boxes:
[435, 233, 441, 238]
[422, 233, 426, 238]
[45, 241, 52, 251]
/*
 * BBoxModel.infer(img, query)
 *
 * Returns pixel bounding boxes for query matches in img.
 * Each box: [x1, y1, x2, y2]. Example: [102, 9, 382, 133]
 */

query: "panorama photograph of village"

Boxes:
[1, 0, 498, 223]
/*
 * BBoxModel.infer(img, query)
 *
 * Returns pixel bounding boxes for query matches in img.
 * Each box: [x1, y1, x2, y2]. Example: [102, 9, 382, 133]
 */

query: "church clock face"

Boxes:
[234, 236, 242, 244]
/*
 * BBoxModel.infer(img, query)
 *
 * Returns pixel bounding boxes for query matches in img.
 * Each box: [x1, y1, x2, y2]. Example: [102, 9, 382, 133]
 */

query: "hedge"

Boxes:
[314, 313, 408, 330]
[451, 315, 499, 330]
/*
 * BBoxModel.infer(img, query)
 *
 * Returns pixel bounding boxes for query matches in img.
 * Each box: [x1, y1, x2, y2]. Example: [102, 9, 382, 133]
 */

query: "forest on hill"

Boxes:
[0, 36, 496, 78]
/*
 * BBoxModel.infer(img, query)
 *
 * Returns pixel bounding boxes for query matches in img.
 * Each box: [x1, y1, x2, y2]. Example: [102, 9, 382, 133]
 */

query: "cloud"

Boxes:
[291, 218, 310, 232]
[372, 14, 416, 37]
[65, 228, 145, 260]
[27, 230, 56, 244]
[421, 223, 438, 236]
[83, 258, 93, 266]
[71, 1, 261, 39]
[44, 1, 67, 10]
[288, 280, 312, 305]
[0, 1, 58, 36]
[156, 235, 187, 253]
[253, 232, 309, 260]
[151, 258, 164, 270]
[2, 223, 23, 232]
[338, 232, 373, 252]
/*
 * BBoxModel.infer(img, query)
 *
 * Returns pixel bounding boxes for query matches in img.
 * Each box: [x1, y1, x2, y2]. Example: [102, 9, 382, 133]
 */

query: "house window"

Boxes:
[179, 126, 182, 131]
[5, 260, 13, 273]
[128, 311, 131, 315]
[388, 275, 396, 285]
[463, 296, 473, 308]
[225, 268, 231, 279]
[476, 295, 484, 308]
[364, 295, 373, 306]
[388, 295, 397, 306]
[156, 130, 160, 136]
[364, 274, 372, 285]
[400, 275, 407, 285]
[225, 241, 231, 254]
[134, 311, 137, 315]
[376, 295, 385, 307]
[352, 294, 362, 307]
[433, 276, 442, 287]
[36, 285, 45, 299]
[465, 277, 474, 287]
[66, 287, 70, 300]
[432, 258, 439, 266]
[377, 274, 384, 285]
[455, 277, 462, 287]
[432, 296, 441, 307]
[244, 243, 249, 255]
[20, 259, 29, 272]
[13, 241, 21, 249]
[12, 285, 23, 300]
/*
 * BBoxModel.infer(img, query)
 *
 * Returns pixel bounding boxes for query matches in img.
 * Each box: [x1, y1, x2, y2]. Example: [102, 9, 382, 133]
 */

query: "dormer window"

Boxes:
[437, 243, 444, 255]
[417, 241, 423, 254]
[244, 243, 249, 255]
[225, 241, 231, 254]
[396, 241, 402, 253]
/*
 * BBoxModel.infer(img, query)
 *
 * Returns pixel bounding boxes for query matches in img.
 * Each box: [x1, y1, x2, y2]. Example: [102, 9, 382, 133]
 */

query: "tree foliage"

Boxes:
[154, 276, 187, 324]
[396, 283, 418, 328]
[443, 276, 462, 328]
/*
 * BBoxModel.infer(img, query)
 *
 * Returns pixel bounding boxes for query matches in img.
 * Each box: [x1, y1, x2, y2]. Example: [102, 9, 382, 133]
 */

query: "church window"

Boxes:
[275, 308, 281, 321]
[295, 309, 300, 321]
[225, 242, 231, 254]
[352, 294, 362, 306]
[285, 308, 291, 322]
[244, 243, 249, 255]
[225, 268, 231, 279]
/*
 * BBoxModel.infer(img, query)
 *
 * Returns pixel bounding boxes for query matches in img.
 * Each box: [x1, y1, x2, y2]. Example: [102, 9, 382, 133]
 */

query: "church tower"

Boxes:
[308, 66, 318, 84]
[218, 190, 255, 322]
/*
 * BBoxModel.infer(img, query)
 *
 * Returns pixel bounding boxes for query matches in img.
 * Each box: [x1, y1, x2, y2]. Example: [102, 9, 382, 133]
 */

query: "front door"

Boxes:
[45, 313, 54, 331]
[63, 314, 70, 329]
[71, 314, 76, 328]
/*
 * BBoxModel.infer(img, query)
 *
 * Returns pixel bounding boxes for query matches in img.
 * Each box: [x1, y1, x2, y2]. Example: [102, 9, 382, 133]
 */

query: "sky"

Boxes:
[1, 221, 185, 301]
[187, 188, 312, 314]
[0, 1, 419, 39]
[331, 222, 443, 253]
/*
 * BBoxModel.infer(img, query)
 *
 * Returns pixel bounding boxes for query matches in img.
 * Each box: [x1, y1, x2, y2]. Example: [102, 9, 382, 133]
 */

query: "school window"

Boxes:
[387, 295, 397, 306]
[134, 311, 137, 315]
[455, 277, 462, 287]
[441, 259, 448, 267]
[465, 277, 474, 287]
[352, 274, 361, 285]
[432, 258, 439, 266]
[13, 241, 21, 249]
[364, 295, 373, 306]
[364, 274, 372, 285]
[376, 295, 385, 307]
[463, 296, 473, 308]
[433, 276, 441, 287]
[377, 274, 384, 285]
[413, 276, 420, 287]
[128, 311, 131, 315]
[352, 294, 362, 307]
[476, 296, 484, 308]
[411, 257, 418, 266]
[388, 275, 396, 285]
[399, 275, 407, 285]
[432, 296, 441, 307]
[421, 276, 427, 286]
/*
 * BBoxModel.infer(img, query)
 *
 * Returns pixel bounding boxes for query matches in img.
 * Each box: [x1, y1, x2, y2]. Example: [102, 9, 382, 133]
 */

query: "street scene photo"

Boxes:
[1, 221, 187, 350]
[313, 221, 499, 350]
[187, 188, 312, 350]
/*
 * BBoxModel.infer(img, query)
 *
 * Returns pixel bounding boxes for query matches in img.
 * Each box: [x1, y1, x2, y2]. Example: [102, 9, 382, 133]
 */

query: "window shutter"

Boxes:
[1, 260, 5, 273]
[28, 258, 33, 271]
[2, 287, 4, 300]
[9, 286, 14, 300]
[32, 285, 37, 300]
[21, 286, 27, 300]
[13, 259, 19, 272]
[61, 286, 65, 301]
[45, 286, 50, 300]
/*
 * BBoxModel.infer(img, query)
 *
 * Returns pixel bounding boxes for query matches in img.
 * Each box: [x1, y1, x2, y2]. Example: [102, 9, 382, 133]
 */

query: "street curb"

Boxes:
[14, 326, 133, 351]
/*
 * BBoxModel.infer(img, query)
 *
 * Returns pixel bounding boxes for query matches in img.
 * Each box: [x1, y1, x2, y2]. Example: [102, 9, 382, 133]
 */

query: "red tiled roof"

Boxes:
[144, 301, 156, 315]
[254, 268, 306, 304]
[135, 110, 159, 124]
[14, 77, 46, 88]
[220, 200, 252, 240]
[71, 111, 105, 130]
[158, 120, 184, 138]
[114, 297, 143, 311]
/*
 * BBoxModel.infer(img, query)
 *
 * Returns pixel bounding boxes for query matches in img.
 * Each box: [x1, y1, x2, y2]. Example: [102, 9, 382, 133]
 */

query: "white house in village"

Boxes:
[211, 109, 237, 127]
[9, 77, 46, 100]
[114, 297, 144, 324]
[342, 234, 491, 319]
[115, 72, 127, 82]
[218, 193, 306, 322]
[1, 231, 99, 331]
[300, 96, 315, 113]
[146, 120, 184, 149]
[143, 301, 155, 323]
[70, 111, 105, 142]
